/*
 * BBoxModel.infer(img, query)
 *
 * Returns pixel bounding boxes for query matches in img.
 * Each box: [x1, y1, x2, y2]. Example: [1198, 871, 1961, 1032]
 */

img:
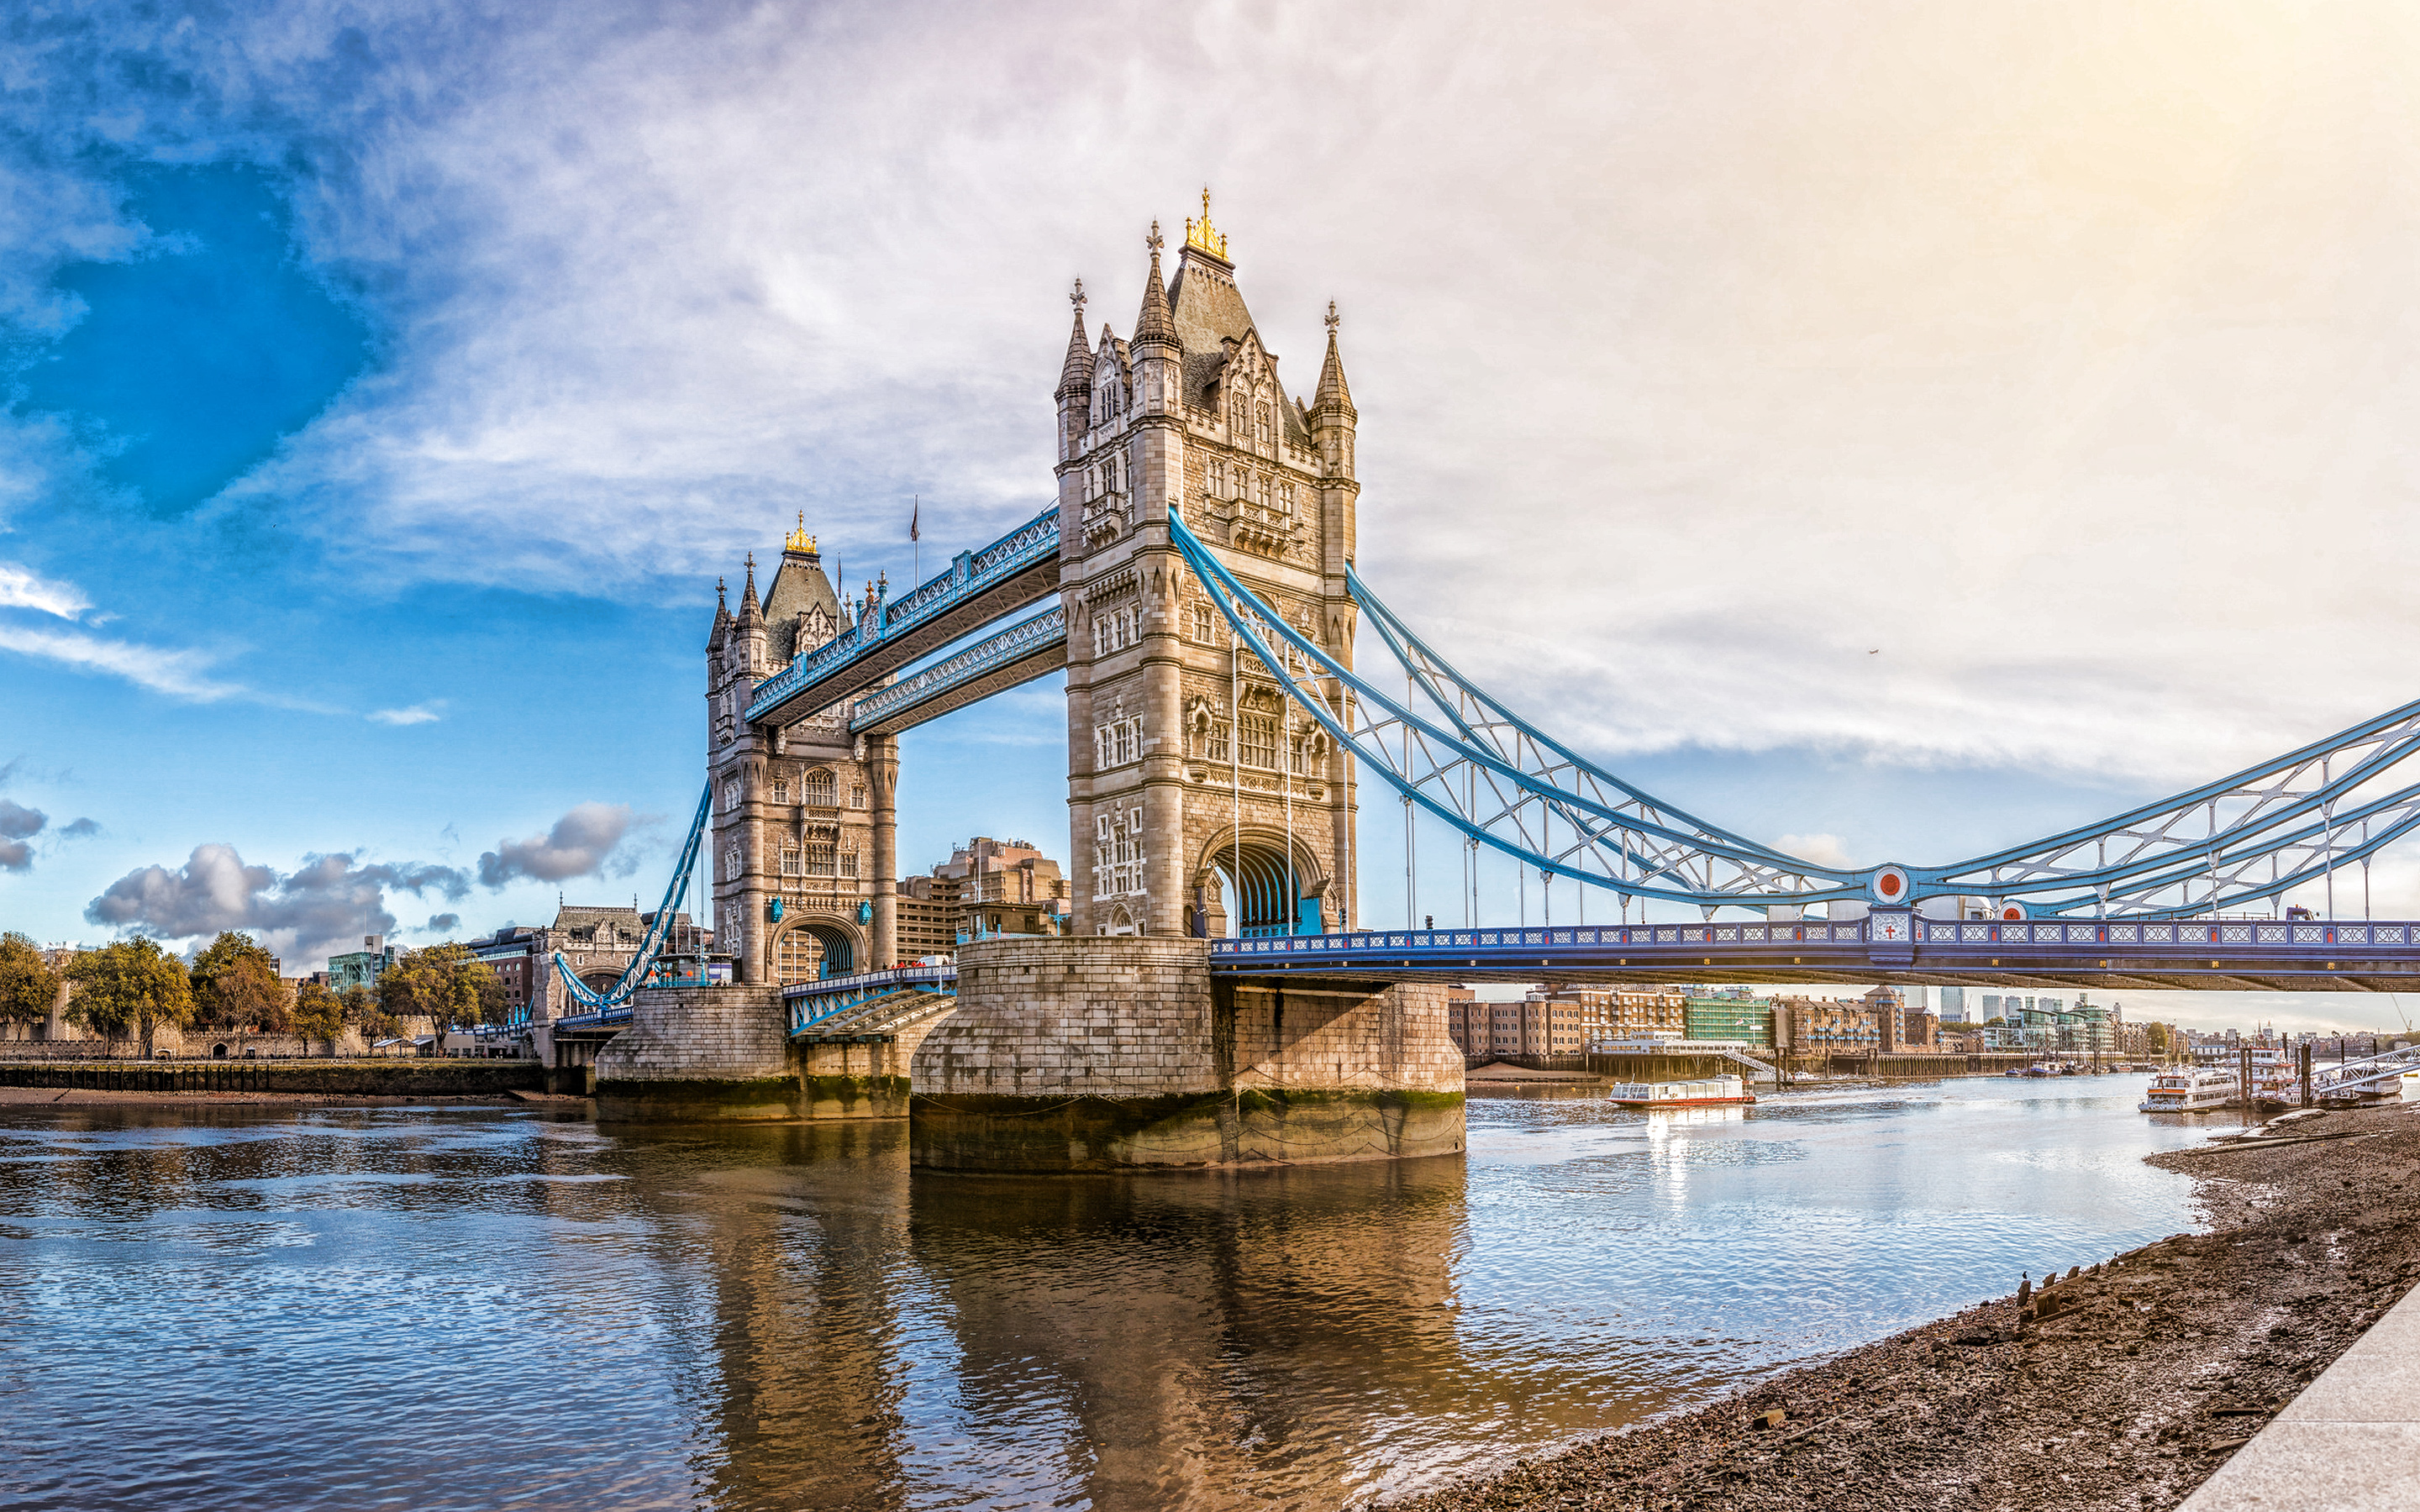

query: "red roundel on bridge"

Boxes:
[1869, 865, 1912, 904]
[1999, 902, 2028, 921]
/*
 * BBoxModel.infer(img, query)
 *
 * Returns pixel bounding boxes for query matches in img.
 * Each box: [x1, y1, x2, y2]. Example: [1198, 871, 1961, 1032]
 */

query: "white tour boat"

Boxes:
[2139, 1068, 2236, 1113]
[1609, 1074, 1754, 1109]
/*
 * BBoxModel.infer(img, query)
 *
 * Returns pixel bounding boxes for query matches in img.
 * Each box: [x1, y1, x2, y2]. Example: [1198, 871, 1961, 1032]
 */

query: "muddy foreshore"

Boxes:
[1397, 1100, 2420, 1512]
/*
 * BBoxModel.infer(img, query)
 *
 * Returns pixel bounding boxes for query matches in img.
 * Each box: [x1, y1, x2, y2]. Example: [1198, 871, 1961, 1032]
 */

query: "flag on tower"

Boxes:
[909, 496, 919, 543]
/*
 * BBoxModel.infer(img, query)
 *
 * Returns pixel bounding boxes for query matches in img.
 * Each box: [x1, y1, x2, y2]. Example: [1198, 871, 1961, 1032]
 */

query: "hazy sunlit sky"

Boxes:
[7, 1, 2420, 1033]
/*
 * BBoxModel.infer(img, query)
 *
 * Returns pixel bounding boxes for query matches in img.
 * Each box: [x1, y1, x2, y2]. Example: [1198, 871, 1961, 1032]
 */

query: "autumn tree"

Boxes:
[66, 938, 195, 1056]
[191, 932, 288, 1032]
[376, 943, 504, 1032]
[290, 979, 345, 1047]
[0, 932, 60, 1031]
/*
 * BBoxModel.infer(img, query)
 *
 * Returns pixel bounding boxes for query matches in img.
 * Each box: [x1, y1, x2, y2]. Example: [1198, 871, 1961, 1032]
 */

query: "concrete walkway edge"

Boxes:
[2179, 1275, 2420, 1509]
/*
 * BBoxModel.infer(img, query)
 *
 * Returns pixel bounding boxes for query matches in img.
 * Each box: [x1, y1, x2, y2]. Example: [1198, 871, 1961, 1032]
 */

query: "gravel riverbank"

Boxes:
[1395, 1100, 2420, 1512]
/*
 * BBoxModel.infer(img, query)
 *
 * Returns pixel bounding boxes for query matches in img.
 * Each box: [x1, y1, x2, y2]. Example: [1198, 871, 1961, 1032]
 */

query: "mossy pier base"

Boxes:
[908, 937, 1465, 1172]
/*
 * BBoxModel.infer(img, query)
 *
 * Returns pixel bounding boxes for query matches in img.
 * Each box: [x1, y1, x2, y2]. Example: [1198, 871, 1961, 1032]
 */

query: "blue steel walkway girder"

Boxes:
[745, 507, 1060, 730]
[848, 606, 1066, 738]
[1210, 917, 2420, 994]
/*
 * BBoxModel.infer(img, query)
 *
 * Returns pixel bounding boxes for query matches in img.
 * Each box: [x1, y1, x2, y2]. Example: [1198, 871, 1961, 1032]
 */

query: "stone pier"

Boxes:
[591, 985, 933, 1122]
[908, 937, 1465, 1172]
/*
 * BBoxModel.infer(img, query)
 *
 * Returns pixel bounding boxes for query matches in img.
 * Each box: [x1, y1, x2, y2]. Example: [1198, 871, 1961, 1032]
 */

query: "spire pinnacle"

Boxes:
[1133, 223, 1176, 348]
[738, 553, 763, 625]
[1313, 301, 1354, 417]
[785, 512, 816, 555]
[1056, 278, 1094, 400]
[1184, 187, 1228, 260]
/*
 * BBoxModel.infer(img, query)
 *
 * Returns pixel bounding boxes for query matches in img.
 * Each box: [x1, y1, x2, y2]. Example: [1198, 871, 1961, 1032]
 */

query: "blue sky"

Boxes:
[7, 1, 2420, 1035]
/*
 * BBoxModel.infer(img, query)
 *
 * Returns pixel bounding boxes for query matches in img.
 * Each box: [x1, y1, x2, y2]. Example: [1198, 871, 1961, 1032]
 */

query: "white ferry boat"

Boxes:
[2139, 1069, 2235, 1113]
[1609, 1074, 1754, 1109]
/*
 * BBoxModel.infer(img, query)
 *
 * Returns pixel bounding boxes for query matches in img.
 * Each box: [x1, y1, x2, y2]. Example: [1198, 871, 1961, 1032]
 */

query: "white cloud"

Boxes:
[0, 622, 251, 702]
[0, 563, 92, 619]
[368, 702, 443, 726]
[27, 0, 2420, 816]
[476, 803, 635, 887]
[1774, 834, 1854, 870]
[84, 843, 472, 969]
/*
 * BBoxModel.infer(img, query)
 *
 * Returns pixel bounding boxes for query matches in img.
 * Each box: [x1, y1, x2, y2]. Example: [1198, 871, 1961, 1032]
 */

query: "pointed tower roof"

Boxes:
[1132, 222, 1176, 350]
[1313, 300, 1355, 417]
[707, 577, 730, 651]
[764, 515, 844, 661]
[1055, 279, 1093, 400]
[737, 554, 764, 627]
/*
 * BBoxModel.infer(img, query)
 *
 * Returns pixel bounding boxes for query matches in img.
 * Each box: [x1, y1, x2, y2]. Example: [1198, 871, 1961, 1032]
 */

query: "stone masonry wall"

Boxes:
[1223, 980, 1464, 1093]
[910, 936, 1218, 1098]
[594, 985, 790, 1081]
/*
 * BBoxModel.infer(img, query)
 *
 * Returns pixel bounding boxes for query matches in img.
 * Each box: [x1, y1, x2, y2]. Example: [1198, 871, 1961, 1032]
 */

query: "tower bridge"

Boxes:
[555, 197, 2420, 1168]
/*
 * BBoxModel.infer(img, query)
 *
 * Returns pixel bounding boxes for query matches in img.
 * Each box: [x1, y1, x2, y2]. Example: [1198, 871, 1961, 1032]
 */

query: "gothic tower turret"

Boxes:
[1058, 194, 1361, 939]
[706, 521, 888, 984]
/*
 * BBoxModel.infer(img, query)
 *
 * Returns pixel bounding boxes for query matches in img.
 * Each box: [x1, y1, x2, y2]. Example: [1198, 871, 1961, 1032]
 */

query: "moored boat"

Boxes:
[1610, 1074, 1754, 1109]
[2139, 1068, 2236, 1113]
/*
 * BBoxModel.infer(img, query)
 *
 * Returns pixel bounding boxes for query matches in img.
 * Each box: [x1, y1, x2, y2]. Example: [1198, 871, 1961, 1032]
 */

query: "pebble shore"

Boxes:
[1394, 1101, 2420, 1512]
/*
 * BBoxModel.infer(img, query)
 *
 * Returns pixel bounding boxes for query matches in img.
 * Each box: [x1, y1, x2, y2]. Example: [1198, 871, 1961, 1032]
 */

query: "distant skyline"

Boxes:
[8, 3, 2420, 1035]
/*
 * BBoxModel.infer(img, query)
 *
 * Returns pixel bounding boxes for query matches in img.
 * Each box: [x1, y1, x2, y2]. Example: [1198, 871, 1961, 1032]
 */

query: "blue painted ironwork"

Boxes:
[550, 783, 713, 1020]
[1209, 916, 2420, 990]
[1171, 512, 2420, 920]
[785, 963, 958, 1038]
[744, 506, 1060, 725]
[847, 605, 1066, 732]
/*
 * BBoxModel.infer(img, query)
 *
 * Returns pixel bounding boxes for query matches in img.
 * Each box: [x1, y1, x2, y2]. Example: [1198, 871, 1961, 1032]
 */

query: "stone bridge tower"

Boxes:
[705, 519, 899, 984]
[1057, 196, 1361, 940]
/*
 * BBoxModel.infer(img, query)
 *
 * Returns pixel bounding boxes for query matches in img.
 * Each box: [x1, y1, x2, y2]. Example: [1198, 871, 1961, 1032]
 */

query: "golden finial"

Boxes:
[1185, 186, 1228, 260]
[785, 511, 816, 555]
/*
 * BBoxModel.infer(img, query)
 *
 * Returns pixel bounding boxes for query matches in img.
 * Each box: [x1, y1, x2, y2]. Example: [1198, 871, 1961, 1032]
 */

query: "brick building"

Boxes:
[467, 906, 708, 1021]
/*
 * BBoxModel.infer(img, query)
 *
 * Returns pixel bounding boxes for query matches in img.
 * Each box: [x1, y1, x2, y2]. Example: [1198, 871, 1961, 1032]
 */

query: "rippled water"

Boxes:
[0, 1076, 2217, 1510]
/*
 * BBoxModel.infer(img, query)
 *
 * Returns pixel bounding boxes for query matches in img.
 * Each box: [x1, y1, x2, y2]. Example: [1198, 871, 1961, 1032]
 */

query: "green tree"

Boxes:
[377, 943, 504, 1032]
[191, 932, 288, 1032]
[2147, 1022, 2173, 1056]
[66, 938, 195, 1056]
[0, 932, 60, 1030]
[291, 979, 345, 1047]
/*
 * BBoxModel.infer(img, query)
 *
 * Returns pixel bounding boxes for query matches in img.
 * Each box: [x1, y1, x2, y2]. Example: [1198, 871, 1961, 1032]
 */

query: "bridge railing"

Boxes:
[1211, 918, 2420, 957]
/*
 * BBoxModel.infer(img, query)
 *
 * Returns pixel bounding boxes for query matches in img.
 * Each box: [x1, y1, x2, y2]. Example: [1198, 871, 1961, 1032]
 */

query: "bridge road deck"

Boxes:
[1209, 916, 2420, 992]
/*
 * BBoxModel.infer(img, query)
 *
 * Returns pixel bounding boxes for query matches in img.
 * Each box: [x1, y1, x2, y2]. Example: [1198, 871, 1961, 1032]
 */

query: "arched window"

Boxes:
[803, 769, 837, 806]
[771, 776, 790, 804]
[1207, 459, 1225, 499]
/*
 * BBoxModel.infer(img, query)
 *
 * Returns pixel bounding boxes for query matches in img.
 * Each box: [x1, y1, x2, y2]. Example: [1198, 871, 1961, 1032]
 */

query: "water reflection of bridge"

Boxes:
[613, 1126, 1697, 1509]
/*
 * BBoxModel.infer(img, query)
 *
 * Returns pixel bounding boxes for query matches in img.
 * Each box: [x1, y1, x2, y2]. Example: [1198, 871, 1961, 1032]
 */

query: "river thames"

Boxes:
[0, 1076, 2218, 1510]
